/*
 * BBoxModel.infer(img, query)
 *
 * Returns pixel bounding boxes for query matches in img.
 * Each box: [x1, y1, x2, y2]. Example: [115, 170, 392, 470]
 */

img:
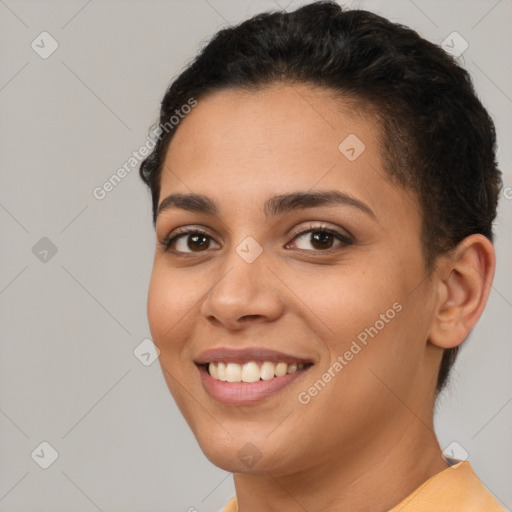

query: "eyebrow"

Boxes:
[156, 190, 375, 220]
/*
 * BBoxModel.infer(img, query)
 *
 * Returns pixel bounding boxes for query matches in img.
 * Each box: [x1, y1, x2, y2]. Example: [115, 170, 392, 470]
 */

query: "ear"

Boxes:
[429, 234, 496, 349]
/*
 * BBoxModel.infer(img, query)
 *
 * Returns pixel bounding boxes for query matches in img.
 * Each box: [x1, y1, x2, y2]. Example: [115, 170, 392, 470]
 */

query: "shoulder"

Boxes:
[220, 461, 505, 512]
[220, 496, 238, 512]
[389, 460, 506, 512]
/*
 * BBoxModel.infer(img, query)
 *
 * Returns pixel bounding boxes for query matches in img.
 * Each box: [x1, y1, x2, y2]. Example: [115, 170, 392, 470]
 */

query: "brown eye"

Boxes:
[163, 230, 220, 254]
[186, 234, 210, 251]
[290, 227, 352, 252]
[310, 231, 334, 250]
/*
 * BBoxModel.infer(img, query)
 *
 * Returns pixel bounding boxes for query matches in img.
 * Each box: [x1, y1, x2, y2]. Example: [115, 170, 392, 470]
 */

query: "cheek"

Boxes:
[147, 266, 198, 410]
[146, 264, 197, 353]
[289, 263, 397, 340]
[147, 269, 171, 344]
[289, 257, 427, 383]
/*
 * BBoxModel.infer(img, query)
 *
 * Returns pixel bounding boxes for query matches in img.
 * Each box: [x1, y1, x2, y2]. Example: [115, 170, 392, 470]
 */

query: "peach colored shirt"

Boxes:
[221, 461, 505, 512]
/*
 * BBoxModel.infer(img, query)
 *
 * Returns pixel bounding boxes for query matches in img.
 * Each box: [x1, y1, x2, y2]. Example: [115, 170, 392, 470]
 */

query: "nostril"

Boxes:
[239, 314, 262, 322]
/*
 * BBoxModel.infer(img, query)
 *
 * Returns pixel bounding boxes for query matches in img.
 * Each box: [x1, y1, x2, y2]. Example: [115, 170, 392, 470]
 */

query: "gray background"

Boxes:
[0, 0, 511, 511]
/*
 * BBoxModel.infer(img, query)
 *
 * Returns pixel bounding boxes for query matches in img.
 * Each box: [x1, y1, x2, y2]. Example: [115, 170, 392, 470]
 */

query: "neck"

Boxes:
[232, 414, 449, 512]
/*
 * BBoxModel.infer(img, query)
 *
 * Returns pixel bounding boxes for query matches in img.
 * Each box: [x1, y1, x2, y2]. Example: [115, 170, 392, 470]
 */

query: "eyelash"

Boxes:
[160, 224, 353, 255]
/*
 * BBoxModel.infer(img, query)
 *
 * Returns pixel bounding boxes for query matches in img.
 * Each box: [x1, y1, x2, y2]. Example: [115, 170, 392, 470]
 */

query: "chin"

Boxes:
[202, 446, 274, 474]
[195, 428, 293, 475]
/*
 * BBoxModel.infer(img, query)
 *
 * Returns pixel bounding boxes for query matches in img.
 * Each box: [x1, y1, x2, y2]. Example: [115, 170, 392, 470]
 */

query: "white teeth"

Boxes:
[217, 362, 227, 381]
[226, 362, 242, 382]
[287, 363, 297, 374]
[241, 362, 260, 382]
[275, 362, 288, 377]
[260, 361, 275, 380]
[207, 361, 307, 382]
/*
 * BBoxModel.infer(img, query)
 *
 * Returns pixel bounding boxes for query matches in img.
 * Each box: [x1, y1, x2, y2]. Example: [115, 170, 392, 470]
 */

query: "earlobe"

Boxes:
[429, 234, 495, 350]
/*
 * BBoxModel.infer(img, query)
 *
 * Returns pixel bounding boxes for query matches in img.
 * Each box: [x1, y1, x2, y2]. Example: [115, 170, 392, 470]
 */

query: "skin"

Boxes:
[147, 83, 495, 512]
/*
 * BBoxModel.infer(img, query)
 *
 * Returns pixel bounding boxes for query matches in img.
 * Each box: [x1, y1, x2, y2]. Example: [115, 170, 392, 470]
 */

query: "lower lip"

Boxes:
[198, 365, 311, 405]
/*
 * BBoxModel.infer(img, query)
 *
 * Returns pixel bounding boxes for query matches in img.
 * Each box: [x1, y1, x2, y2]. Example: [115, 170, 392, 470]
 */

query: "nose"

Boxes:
[200, 251, 285, 330]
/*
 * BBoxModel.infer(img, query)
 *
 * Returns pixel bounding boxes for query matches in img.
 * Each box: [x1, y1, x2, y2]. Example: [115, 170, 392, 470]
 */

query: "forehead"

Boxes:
[166, 84, 372, 174]
[159, 84, 419, 228]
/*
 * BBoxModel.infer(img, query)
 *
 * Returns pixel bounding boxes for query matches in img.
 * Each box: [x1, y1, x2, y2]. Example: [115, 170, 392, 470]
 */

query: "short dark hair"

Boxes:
[139, 0, 502, 394]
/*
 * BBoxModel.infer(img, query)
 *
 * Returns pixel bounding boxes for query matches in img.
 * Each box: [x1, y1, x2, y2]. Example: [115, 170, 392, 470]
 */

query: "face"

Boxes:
[147, 84, 443, 476]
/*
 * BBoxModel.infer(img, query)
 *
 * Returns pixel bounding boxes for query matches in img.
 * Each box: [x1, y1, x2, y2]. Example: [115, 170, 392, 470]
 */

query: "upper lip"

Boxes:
[194, 347, 314, 366]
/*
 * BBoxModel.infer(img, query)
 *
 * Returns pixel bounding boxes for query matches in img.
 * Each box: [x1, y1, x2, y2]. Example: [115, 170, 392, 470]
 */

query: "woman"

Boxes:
[139, 2, 504, 510]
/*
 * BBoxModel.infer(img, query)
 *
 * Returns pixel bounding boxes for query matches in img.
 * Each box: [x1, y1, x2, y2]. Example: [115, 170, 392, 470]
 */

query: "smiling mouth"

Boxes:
[203, 361, 312, 382]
